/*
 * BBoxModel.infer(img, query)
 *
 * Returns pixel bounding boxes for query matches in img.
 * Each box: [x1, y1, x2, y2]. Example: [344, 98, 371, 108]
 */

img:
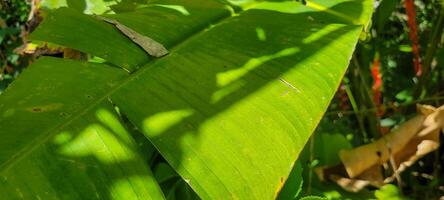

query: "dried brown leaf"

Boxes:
[95, 15, 169, 57]
[316, 104, 443, 192]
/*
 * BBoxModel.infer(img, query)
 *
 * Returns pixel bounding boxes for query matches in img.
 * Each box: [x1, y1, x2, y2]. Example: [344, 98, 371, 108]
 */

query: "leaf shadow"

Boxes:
[1, 1, 366, 199]
[0, 102, 169, 199]
[107, 1, 365, 198]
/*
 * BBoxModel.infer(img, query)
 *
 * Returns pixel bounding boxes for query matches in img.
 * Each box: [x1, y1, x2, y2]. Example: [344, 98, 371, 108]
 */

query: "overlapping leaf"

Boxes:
[0, 0, 373, 199]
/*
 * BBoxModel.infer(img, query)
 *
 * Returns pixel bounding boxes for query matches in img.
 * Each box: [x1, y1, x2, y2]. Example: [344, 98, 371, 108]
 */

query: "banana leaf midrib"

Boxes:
[0, 1, 304, 174]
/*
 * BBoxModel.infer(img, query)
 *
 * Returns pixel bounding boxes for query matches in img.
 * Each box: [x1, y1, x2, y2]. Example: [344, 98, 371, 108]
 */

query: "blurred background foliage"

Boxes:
[1, 0, 444, 199]
[0, 0, 31, 93]
[300, 0, 444, 199]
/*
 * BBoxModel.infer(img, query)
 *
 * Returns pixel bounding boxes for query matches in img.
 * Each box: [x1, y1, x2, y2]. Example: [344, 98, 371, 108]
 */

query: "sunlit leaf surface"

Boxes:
[0, 0, 373, 199]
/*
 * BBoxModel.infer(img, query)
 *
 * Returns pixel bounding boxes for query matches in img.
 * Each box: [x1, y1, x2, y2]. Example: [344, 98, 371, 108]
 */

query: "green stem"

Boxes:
[353, 55, 380, 139]
[415, 5, 444, 98]
[344, 84, 369, 142]
[306, 135, 315, 195]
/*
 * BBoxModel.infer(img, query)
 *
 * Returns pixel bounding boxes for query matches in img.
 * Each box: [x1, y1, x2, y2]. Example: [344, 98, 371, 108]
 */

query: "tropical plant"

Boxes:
[0, 0, 32, 92]
[0, 0, 373, 199]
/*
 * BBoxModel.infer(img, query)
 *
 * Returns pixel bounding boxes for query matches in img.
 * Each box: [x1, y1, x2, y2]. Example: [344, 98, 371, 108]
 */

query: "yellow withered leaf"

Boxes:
[316, 104, 443, 192]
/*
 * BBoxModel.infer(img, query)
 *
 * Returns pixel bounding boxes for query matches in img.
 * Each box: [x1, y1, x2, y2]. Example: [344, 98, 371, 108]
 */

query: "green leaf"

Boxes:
[0, 28, 21, 44]
[154, 162, 179, 184]
[41, 0, 133, 14]
[166, 179, 200, 200]
[314, 133, 353, 166]
[31, 1, 231, 71]
[66, 0, 87, 12]
[277, 162, 303, 200]
[375, 0, 399, 32]
[0, 58, 165, 199]
[300, 196, 328, 200]
[374, 184, 403, 200]
[0, 0, 373, 199]
[110, 7, 368, 199]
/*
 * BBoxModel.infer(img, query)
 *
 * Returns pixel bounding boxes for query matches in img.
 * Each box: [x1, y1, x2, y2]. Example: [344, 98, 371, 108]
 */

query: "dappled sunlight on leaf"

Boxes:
[211, 80, 245, 104]
[151, 4, 191, 16]
[302, 25, 342, 44]
[0, 0, 374, 199]
[142, 109, 194, 137]
[0, 105, 164, 199]
[96, 108, 133, 144]
[58, 125, 136, 164]
[255, 27, 267, 41]
[304, 1, 359, 24]
[216, 47, 300, 88]
[52, 131, 73, 145]
[251, 1, 307, 14]
[108, 3, 368, 198]
[41, 0, 118, 14]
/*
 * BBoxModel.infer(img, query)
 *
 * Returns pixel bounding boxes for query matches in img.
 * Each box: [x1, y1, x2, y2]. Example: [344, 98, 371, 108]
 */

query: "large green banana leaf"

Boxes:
[0, 0, 372, 199]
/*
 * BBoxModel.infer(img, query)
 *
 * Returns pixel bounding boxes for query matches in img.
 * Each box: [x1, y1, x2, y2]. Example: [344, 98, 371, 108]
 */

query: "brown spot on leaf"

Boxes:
[26, 103, 63, 112]
[32, 108, 42, 112]
[274, 176, 286, 199]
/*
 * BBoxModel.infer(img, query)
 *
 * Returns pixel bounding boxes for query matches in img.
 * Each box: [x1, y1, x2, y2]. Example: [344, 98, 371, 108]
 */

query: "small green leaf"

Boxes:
[277, 162, 303, 200]
[375, 184, 403, 200]
[154, 162, 179, 184]
[300, 196, 327, 200]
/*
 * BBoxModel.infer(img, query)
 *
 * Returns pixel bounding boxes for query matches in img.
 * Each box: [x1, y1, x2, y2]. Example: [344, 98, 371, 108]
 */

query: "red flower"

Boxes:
[405, 0, 422, 76]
